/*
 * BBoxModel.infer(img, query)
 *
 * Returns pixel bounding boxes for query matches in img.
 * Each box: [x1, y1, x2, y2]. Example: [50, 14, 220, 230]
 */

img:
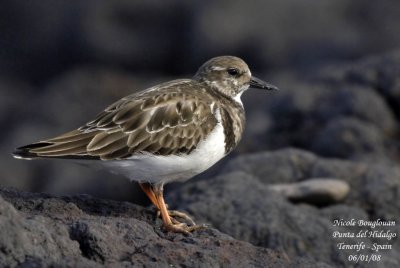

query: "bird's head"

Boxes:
[194, 56, 278, 100]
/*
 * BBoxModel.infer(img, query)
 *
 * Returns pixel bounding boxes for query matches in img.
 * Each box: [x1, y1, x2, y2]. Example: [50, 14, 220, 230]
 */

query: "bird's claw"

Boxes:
[163, 222, 208, 235]
[168, 210, 196, 226]
[157, 209, 196, 226]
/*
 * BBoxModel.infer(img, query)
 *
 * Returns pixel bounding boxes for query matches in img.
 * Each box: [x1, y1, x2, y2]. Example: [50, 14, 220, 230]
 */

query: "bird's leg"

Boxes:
[139, 182, 195, 225]
[139, 183, 159, 208]
[152, 184, 205, 235]
[139, 183, 179, 224]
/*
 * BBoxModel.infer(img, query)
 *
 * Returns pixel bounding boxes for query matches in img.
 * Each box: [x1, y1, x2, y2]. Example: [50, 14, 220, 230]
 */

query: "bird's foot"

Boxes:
[168, 210, 196, 226]
[157, 208, 196, 226]
[163, 222, 208, 235]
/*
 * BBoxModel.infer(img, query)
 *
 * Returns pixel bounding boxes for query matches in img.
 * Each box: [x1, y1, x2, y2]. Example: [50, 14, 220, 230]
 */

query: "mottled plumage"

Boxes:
[14, 79, 245, 160]
[13, 56, 278, 234]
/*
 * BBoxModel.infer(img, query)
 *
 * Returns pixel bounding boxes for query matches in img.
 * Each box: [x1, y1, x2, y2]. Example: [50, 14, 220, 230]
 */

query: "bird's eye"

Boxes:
[227, 68, 240, 76]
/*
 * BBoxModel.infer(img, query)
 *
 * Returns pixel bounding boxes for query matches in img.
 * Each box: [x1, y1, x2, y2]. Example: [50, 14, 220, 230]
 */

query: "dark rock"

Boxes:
[311, 117, 386, 160]
[267, 83, 397, 146]
[0, 78, 36, 127]
[41, 66, 146, 129]
[3, 147, 400, 267]
[81, 0, 196, 74]
[0, 1, 85, 81]
[3, 1, 400, 82]
[0, 188, 311, 267]
[221, 148, 400, 221]
[0, 194, 94, 267]
[317, 51, 400, 120]
[194, 1, 400, 70]
[169, 149, 400, 267]
[320, 85, 397, 135]
[244, 74, 400, 161]
[168, 171, 349, 266]
[221, 148, 318, 184]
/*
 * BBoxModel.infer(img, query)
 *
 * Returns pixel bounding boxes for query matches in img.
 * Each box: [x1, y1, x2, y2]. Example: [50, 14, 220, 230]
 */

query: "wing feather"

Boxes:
[87, 131, 126, 151]
[122, 113, 150, 132]
[113, 103, 143, 124]
[31, 136, 93, 154]
[17, 80, 218, 160]
[127, 129, 149, 147]
[88, 135, 129, 155]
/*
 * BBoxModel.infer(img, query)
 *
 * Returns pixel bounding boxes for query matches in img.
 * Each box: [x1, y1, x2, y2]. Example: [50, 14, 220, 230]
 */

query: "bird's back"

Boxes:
[13, 79, 230, 161]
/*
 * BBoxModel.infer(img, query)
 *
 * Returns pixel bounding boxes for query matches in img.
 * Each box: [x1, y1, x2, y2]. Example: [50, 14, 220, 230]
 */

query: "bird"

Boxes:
[13, 56, 278, 234]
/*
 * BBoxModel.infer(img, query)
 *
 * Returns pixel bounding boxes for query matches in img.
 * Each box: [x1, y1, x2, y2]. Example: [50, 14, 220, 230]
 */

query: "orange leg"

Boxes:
[140, 183, 206, 234]
[139, 182, 195, 225]
[153, 184, 192, 235]
[139, 183, 184, 225]
[139, 183, 159, 209]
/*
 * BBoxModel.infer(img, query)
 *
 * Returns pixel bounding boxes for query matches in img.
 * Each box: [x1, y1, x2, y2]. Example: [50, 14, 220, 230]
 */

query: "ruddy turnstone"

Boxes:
[13, 56, 278, 234]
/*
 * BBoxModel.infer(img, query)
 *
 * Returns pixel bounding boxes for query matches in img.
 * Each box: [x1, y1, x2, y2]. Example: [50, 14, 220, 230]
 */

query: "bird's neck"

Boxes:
[205, 87, 246, 154]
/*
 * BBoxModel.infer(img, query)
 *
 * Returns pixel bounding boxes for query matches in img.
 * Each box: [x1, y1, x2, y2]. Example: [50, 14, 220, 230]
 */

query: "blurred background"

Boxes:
[1, 0, 400, 204]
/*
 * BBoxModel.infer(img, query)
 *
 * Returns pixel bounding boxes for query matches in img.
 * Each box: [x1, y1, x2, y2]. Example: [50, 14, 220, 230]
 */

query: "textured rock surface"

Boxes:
[2, 151, 400, 267]
[0, 188, 319, 268]
[311, 117, 386, 159]
[169, 149, 400, 267]
[260, 81, 398, 159]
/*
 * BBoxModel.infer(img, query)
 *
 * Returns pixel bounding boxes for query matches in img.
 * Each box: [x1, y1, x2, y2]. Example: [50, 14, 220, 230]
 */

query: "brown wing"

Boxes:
[17, 81, 218, 160]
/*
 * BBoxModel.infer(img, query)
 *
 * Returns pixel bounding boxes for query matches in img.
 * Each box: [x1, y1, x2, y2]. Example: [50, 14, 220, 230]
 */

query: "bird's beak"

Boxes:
[249, 76, 279, 90]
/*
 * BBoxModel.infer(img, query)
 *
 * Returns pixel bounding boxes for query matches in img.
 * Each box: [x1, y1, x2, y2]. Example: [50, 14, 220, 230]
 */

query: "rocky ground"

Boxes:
[0, 187, 323, 267]
[1, 148, 399, 267]
[170, 149, 400, 267]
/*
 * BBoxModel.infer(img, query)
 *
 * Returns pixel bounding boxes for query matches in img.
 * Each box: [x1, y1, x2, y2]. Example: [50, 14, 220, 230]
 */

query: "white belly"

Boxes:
[102, 112, 226, 185]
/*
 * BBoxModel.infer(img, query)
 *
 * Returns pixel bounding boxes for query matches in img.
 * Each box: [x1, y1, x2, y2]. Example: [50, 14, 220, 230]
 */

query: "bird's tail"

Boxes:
[12, 129, 104, 160]
[12, 143, 53, 160]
